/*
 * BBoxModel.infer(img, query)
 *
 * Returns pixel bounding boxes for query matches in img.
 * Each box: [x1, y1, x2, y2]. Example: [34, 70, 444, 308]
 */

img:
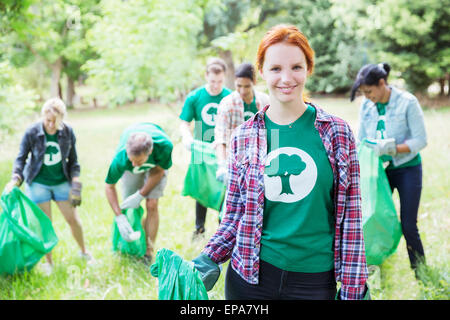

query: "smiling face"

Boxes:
[260, 42, 308, 106]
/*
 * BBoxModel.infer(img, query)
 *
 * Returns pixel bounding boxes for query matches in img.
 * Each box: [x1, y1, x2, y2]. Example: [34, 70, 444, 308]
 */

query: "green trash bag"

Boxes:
[182, 140, 226, 211]
[112, 206, 146, 257]
[0, 187, 58, 275]
[358, 142, 402, 265]
[150, 248, 208, 300]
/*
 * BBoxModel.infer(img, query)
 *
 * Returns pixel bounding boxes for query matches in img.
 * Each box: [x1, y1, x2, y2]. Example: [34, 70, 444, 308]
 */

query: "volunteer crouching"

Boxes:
[105, 122, 173, 265]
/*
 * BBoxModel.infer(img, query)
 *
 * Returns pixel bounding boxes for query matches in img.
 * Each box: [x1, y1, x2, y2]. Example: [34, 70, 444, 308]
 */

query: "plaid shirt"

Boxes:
[203, 103, 368, 300]
[214, 90, 269, 147]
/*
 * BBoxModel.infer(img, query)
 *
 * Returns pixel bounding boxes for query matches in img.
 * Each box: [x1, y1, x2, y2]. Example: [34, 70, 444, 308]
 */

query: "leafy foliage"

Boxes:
[83, 0, 207, 106]
[0, 61, 38, 141]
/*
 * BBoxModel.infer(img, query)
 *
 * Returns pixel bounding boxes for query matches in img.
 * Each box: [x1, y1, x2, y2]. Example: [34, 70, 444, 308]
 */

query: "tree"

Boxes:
[83, 0, 208, 106]
[332, 0, 450, 94]
[3, 0, 101, 106]
[0, 60, 37, 141]
[266, 154, 306, 195]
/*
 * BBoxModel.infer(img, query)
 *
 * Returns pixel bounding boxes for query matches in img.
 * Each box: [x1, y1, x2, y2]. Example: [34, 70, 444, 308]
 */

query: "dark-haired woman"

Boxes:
[351, 63, 428, 276]
[214, 62, 269, 184]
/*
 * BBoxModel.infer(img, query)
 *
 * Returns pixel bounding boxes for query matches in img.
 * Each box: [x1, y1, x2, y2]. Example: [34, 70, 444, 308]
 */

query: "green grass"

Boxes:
[0, 97, 448, 300]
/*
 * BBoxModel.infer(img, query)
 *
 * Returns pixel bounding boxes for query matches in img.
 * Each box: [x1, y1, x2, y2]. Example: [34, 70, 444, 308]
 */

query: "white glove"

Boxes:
[115, 214, 140, 242]
[4, 178, 20, 193]
[182, 134, 194, 151]
[216, 161, 228, 184]
[120, 190, 144, 209]
[365, 138, 397, 157]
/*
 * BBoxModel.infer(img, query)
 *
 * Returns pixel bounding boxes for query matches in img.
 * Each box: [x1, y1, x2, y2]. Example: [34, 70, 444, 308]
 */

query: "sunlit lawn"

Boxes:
[0, 96, 448, 300]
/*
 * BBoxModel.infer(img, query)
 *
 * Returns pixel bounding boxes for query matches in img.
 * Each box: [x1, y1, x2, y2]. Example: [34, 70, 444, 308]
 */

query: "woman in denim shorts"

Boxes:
[6, 98, 92, 274]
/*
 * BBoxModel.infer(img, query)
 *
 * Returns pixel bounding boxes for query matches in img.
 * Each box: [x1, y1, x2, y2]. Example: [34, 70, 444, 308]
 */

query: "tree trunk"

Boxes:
[219, 49, 235, 90]
[50, 58, 63, 98]
[439, 77, 445, 96]
[66, 76, 75, 109]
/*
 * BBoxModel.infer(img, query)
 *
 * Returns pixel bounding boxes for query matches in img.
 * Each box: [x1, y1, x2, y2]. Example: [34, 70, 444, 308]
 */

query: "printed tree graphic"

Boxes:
[266, 154, 306, 195]
[46, 145, 59, 163]
[207, 106, 217, 123]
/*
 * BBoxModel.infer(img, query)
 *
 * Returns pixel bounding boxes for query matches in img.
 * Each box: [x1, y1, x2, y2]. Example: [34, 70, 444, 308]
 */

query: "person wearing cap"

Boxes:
[350, 63, 428, 277]
[179, 57, 232, 238]
[214, 62, 269, 186]
[105, 122, 173, 264]
[6, 97, 91, 275]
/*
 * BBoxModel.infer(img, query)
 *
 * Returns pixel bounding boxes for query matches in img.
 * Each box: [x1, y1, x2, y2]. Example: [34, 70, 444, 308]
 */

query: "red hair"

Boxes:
[256, 24, 315, 75]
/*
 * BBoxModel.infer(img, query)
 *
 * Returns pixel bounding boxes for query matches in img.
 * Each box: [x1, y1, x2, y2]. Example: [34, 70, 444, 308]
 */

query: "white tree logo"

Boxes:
[244, 111, 255, 120]
[201, 103, 219, 126]
[44, 142, 62, 166]
[264, 147, 317, 203]
[132, 163, 155, 174]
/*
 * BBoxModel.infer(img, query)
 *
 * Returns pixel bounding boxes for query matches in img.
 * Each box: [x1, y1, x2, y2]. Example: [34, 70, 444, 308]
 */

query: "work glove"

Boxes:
[115, 214, 141, 242]
[192, 253, 221, 291]
[365, 138, 397, 157]
[70, 181, 82, 207]
[120, 190, 144, 209]
[182, 134, 194, 151]
[216, 161, 228, 185]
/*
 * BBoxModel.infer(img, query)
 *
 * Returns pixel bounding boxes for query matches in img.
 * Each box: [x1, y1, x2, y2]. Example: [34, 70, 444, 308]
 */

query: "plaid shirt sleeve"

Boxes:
[202, 131, 245, 263]
[338, 126, 369, 300]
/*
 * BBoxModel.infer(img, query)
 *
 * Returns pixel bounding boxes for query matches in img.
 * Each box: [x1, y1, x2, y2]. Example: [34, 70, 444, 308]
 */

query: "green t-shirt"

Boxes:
[179, 86, 232, 143]
[243, 95, 258, 121]
[376, 102, 422, 169]
[105, 123, 173, 184]
[260, 105, 335, 273]
[34, 131, 67, 186]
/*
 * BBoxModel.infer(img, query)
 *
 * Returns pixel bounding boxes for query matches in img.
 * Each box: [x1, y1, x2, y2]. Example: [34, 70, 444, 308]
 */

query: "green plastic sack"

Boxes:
[150, 248, 208, 300]
[0, 187, 58, 275]
[358, 142, 402, 265]
[182, 140, 226, 211]
[112, 207, 146, 257]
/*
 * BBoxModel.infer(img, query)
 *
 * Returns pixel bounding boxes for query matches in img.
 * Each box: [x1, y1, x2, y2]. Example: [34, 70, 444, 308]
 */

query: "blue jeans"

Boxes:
[386, 164, 425, 269]
[225, 259, 336, 300]
[25, 181, 70, 204]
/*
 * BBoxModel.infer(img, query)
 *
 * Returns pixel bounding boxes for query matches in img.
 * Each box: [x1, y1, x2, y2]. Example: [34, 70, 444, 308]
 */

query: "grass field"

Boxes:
[0, 96, 448, 300]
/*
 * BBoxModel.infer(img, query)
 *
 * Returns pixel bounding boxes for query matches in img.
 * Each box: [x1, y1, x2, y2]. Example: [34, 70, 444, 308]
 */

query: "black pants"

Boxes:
[195, 201, 207, 231]
[225, 260, 336, 300]
[386, 164, 425, 269]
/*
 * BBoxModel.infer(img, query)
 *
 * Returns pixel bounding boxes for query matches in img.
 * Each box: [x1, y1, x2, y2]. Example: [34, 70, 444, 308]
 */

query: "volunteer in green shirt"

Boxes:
[261, 104, 335, 273]
[179, 57, 232, 238]
[6, 98, 91, 275]
[351, 62, 428, 276]
[105, 122, 173, 264]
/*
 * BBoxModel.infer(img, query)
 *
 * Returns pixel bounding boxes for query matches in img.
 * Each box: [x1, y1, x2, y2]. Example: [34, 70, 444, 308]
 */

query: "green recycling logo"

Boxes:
[44, 141, 62, 166]
[201, 103, 219, 126]
[264, 147, 317, 203]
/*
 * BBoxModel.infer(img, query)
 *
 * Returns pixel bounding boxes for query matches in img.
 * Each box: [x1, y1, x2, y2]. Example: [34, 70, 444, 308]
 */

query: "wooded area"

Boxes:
[1, 0, 449, 137]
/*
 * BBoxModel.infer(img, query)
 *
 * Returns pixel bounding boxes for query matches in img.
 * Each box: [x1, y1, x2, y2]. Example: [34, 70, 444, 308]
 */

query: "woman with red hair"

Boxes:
[193, 24, 369, 300]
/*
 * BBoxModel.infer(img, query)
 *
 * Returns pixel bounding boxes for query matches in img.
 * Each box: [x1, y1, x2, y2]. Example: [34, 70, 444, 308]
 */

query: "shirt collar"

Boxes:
[253, 102, 332, 127]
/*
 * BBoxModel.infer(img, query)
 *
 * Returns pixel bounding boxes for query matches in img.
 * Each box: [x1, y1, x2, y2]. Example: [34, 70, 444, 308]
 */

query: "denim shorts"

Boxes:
[25, 181, 71, 204]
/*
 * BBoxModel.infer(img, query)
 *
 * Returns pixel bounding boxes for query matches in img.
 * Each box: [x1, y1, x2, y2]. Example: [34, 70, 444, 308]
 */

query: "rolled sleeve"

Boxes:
[340, 284, 368, 300]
